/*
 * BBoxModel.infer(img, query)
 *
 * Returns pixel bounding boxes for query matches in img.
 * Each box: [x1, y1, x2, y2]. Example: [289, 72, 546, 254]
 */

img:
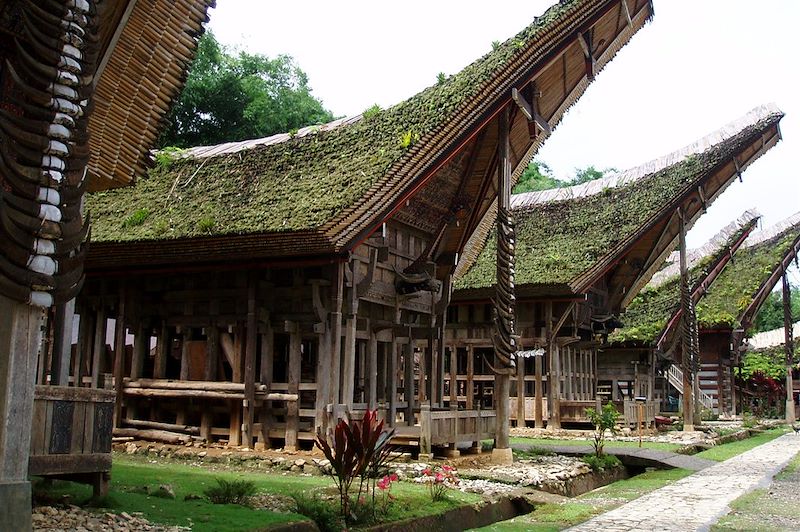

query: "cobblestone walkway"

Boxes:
[567, 433, 800, 532]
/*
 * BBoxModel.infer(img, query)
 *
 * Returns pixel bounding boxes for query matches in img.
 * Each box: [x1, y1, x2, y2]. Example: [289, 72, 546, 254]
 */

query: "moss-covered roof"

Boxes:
[607, 213, 759, 345]
[694, 214, 800, 331]
[86, 0, 599, 245]
[454, 110, 783, 293]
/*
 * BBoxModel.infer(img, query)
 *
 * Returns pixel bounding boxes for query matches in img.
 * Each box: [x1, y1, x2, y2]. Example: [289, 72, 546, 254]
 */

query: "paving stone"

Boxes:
[567, 433, 800, 532]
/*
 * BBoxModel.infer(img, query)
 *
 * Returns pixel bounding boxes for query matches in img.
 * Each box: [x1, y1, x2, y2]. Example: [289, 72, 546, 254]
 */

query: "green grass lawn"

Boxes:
[508, 437, 682, 452]
[34, 454, 480, 532]
[694, 427, 790, 462]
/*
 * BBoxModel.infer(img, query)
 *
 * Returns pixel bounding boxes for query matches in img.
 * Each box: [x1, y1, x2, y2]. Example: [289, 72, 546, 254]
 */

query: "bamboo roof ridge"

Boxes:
[85, 0, 657, 269]
[695, 211, 800, 331]
[607, 210, 760, 345]
[748, 321, 800, 351]
[649, 209, 761, 288]
[454, 105, 784, 296]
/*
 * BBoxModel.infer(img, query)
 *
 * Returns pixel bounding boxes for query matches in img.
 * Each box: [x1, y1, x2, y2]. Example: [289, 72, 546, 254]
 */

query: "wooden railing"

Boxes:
[29, 385, 115, 496]
[419, 404, 495, 456]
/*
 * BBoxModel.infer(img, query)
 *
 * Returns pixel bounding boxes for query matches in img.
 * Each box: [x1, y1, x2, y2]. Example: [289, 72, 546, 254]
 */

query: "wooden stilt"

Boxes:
[153, 321, 169, 380]
[74, 306, 92, 387]
[50, 299, 75, 386]
[404, 334, 415, 425]
[783, 273, 796, 422]
[91, 306, 106, 389]
[242, 276, 257, 448]
[342, 314, 356, 407]
[113, 291, 126, 428]
[258, 325, 274, 447]
[516, 352, 526, 426]
[388, 338, 398, 427]
[368, 330, 378, 409]
[534, 346, 544, 428]
[546, 301, 561, 429]
[0, 296, 46, 532]
[449, 346, 457, 407]
[286, 326, 301, 450]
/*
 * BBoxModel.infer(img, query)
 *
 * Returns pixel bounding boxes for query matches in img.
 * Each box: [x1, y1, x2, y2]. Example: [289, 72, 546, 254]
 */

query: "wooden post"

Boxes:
[388, 338, 398, 427]
[516, 353, 526, 426]
[258, 325, 274, 447]
[200, 326, 219, 442]
[546, 301, 561, 429]
[783, 273, 796, 422]
[179, 329, 191, 381]
[74, 306, 93, 387]
[153, 321, 169, 380]
[228, 325, 244, 447]
[449, 346, 458, 407]
[465, 346, 475, 409]
[534, 348, 544, 428]
[90, 306, 106, 388]
[127, 321, 148, 421]
[50, 299, 75, 386]
[113, 291, 126, 428]
[0, 297, 45, 531]
[242, 277, 257, 448]
[342, 314, 357, 407]
[285, 328, 302, 450]
[367, 330, 378, 409]
[679, 210, 695, 431]
[403, 335, 415, 425]
[419, 403, 432, 459]
[330, 263, 344, 409]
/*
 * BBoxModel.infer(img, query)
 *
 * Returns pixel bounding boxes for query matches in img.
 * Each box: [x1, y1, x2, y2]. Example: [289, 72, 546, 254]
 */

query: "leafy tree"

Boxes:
[513, 161, 613, 194]
[584, 403, 619, 456]
[159, 32, 333, 148]
[752, 284, 799, 333]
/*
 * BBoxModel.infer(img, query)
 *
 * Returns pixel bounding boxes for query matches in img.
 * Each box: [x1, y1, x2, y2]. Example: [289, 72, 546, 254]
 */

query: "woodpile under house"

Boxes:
[449, 105, 783, 429]
[0, 0, 214, 512]
[605, 210, 761, 416]
[74, 0, 655, 458]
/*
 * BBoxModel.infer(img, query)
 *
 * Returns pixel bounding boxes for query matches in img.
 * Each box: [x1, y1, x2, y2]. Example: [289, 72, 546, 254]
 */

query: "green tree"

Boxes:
[159, 32, 334, 148]
[752, 284, 799, 333]
[513, 161, 613, 194]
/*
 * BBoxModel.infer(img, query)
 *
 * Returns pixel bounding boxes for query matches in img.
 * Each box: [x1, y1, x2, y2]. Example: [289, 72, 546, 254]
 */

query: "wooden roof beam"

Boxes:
[621, 0, 633, 27]
[577, 33, 596, 81]
[511, 87, 551, 136]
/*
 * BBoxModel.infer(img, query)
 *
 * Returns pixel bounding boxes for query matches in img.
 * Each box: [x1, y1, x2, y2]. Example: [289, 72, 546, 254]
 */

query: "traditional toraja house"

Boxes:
[73, 0, 656, 463]
[604, 210, 761, 416]
[449, 105, 783, 429]
[746, 321, 799, 419]
[689, 211, 800, 418]
[0, 0, 213, 525]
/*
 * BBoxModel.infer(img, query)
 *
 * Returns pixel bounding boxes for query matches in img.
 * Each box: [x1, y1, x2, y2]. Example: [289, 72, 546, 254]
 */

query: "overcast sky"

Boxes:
[207, 1, 800, 263]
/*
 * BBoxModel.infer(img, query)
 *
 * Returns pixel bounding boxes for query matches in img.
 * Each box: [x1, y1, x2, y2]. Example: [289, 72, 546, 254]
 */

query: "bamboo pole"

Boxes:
[783, 273, 796, 422]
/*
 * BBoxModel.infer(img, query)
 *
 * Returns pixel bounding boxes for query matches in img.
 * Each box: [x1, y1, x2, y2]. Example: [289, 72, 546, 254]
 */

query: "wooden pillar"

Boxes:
[315, 319, 332, 435]
[179, 329, 191, 381]
[258, 325, 274, 447]
[449, 346, 458, 407]
[0, 297, 46, 531]
[200, 326, 220, 442]
[242, 277, 257, 448]
[228, 325, 244, 447]
[74, 306, 93, 387]
[534, 349, 544, 428]
[286, 326, 301, 451]
[783, 273, 796, 422]
[342, 314, 357, 407]
[403, 335, 415, 425]
[388, 338, 398, 427]
[50, 299, 75, 386]
[90, 306, 106, 388]
[679, 210, 695, 430]
[113, 292, 127, 428]
[330, 264, 344, 409]
[127, 321, 148, 421]
[368, 330, 378, 409]
[466, 346, 474, 410]
[436, 327, 446, 407]
[546, 301, 561, 429]
[153, 321, 169, 380]
[516, 353, 526, 426]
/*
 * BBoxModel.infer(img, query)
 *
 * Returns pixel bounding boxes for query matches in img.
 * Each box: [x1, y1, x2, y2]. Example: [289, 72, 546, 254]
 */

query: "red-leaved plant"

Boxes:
[315, 410, 396, 522]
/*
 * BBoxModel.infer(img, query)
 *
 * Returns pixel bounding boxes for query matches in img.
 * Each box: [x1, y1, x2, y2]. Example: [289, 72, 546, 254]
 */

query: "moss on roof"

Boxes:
[607, 222, 755, 345]
[695, 229, 800, 331]
[454, 113, 780, 292]
[87, 0, 585, 244]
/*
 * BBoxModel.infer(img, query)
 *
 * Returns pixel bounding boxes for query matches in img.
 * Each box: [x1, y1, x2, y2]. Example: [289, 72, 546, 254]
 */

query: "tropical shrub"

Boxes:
[585, 403, 619, 457]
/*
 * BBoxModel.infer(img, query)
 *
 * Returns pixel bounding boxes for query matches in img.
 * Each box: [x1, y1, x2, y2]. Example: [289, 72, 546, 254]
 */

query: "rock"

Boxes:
[294, 459, 306, 467]
[154, 484, 176, 499]
[125, 442, 138, 454]
[198, 451, 207, 458]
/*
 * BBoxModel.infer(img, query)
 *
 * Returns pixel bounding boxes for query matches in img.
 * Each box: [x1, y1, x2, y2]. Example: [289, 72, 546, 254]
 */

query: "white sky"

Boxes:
[207, 0, 800, 252]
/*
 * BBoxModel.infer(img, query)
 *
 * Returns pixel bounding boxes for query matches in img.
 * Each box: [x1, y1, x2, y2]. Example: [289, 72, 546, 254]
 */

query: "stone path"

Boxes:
[512, 443, 717, 471]
[566, 432, 800, 531]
